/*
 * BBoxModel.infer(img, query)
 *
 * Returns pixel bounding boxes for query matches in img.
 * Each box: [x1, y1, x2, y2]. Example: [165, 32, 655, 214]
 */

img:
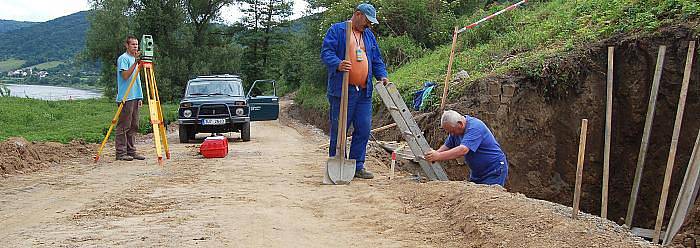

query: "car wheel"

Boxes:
[179, 124, 191, 143]
[241, 122, 251, 142]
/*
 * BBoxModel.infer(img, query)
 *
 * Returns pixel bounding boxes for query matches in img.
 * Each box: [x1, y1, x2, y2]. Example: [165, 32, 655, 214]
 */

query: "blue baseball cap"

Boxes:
[357, 3, 378, 25]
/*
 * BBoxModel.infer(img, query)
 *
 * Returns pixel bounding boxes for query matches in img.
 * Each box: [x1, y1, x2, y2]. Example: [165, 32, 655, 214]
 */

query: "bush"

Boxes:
[378, 35, 425, 71]
[294, 83, 328, 112]
[389, 0, 700, 102]
[0, 83, 9, 96]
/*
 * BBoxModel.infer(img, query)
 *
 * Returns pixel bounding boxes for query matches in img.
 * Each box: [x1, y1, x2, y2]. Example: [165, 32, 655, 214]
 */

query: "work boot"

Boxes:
[128, 153, 146, 160]
[116, 154, 133, 161]
[354, 168, 374, 179]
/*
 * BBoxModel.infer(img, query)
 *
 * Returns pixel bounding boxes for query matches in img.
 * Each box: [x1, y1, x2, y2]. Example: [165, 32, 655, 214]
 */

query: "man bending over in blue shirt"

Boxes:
[425, 110, 508, 186]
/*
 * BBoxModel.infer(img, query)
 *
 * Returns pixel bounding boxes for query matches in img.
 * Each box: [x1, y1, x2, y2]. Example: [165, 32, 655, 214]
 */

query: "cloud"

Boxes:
[0, 0, 311, 23]
[219, 0, 309, 24]
[0, 0, 90, 22]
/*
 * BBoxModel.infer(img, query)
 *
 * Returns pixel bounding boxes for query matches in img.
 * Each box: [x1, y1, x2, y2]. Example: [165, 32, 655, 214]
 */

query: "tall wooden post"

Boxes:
[625, 46, 666, 227]
[653, 41, 695, 243]
[440, 27, 459, 111]
[573, 119, 589, 219]
[663, 128, 700, 245]
[602, 47, 614, 219]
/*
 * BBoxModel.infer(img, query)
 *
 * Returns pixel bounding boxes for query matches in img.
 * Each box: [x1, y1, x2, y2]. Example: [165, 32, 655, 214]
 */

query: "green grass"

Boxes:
[0, 59, 26, 72]
[389, 0, 700, 101]
[293, 0, 699, 114]
[0, 97, 179, 143]
[32, 61, 64, 70]
[294, 83, 329, 112]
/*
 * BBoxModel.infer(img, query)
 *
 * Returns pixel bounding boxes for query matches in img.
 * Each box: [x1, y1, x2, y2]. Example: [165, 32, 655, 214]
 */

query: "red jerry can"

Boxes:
[200, 136, 229, 158]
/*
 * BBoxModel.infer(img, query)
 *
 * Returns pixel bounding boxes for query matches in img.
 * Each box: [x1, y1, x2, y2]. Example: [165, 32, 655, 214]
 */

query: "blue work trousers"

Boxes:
[471, 159, 508, 187]
[328, 87, 372, 171]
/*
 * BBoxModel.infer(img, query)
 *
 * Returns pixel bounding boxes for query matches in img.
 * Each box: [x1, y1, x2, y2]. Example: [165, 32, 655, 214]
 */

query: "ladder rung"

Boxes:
[375, 81, 448, 181]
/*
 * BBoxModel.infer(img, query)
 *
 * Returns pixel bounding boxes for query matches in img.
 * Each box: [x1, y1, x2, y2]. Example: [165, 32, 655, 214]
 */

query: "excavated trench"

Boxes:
[405, 25, 699, 232]
[291, 24, 699, 240]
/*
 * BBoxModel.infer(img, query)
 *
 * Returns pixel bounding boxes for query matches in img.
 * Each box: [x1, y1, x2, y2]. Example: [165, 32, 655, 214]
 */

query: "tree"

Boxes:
[260, 0, 292, 66]
[85, 0, 135, 98]
[85, 0, 242, 101]
[134, 0, 187, 55]
[184, 0, 235, 47]
[239, 0, 292, 83]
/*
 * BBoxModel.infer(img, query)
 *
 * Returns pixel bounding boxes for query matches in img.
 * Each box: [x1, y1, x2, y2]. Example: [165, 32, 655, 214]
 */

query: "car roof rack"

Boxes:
[196, 74, 240, 79]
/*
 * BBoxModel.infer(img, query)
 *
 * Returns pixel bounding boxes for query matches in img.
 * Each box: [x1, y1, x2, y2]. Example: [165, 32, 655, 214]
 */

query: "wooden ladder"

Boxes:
[374, 81, 449, 181]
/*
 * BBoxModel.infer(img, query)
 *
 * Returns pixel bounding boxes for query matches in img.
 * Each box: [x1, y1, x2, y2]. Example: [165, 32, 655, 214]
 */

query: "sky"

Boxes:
[0, 0, 310, 23]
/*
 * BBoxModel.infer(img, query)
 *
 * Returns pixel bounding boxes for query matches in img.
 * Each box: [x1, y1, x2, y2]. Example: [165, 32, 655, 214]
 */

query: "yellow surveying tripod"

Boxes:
[94, 35, 170, 165]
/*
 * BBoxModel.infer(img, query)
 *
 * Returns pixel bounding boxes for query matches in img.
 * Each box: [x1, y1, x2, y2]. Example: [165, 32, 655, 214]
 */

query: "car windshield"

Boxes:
[186, 81, 243, 97]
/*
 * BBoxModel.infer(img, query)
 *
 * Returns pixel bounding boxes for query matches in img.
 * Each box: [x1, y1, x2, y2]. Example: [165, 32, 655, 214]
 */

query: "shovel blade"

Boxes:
[325, 157, 356, 185]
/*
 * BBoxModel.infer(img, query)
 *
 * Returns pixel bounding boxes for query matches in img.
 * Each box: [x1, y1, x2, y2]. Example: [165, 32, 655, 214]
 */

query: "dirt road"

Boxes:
[0, 100, 655, 247]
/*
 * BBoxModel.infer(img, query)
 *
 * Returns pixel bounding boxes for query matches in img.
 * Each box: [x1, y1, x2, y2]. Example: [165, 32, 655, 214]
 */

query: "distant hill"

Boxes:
[0, 11, 88, 64]
[0, 20, 37, 33]
[281, 13, 319, 34]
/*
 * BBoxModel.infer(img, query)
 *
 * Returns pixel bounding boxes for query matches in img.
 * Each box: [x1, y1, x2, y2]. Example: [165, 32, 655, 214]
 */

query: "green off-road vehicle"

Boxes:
[177, 75, 279, 143]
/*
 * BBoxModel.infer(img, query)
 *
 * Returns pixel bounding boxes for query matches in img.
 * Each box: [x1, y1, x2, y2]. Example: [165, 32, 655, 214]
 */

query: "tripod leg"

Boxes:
[157, 101, 170, 159]
[95, 103, 124, 162]
[149, 65, 170, 159]
[95, 65, 142, 162]
[142, 65, 164, 164]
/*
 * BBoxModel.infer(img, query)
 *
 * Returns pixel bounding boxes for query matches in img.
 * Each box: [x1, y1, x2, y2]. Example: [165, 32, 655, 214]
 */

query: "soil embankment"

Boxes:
[291, 24, 700, 244]
[0, 100, 655, 247]
[0, 137, 94, 176]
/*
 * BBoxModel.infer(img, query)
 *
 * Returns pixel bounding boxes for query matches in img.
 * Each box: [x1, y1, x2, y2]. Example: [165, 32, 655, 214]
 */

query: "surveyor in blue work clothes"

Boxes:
[321, 3, 389, 179]
[114, 35, 146, 161]
[425, 110, 509, 186]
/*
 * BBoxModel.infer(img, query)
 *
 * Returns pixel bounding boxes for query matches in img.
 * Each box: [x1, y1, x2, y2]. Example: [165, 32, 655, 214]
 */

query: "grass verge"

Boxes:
[390, 0, 699, 102]
[0, 97, 178, 143]
[294, 83, 329, 112]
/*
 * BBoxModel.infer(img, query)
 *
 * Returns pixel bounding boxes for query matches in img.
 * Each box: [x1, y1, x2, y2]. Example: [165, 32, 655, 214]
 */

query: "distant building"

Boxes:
[8, 69, 27, 77]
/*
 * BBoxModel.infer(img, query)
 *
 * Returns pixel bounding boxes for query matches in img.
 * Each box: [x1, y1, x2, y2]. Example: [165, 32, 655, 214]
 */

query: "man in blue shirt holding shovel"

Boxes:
[321, 3, 389, 179]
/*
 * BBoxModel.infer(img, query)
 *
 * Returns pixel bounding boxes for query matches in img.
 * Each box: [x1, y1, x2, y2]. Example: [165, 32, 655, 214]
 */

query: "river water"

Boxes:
[5, 84, 102, 100]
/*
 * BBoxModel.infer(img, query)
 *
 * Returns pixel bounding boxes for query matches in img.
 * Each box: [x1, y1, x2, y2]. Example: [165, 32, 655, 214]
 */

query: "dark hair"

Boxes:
[125, 35, 138, 44]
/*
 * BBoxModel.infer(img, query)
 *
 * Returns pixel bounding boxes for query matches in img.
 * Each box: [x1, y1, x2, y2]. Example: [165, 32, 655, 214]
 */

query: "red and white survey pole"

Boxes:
[440, 0, 528, 111]
[390, 151, 397, 179]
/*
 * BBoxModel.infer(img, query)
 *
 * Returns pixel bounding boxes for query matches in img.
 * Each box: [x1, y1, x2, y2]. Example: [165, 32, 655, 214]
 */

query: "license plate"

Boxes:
[201, 119, 226, 125]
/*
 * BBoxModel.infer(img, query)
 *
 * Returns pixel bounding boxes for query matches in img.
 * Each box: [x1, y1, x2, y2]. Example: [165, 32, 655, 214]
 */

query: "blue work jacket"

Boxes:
[320, 21, 388, 98]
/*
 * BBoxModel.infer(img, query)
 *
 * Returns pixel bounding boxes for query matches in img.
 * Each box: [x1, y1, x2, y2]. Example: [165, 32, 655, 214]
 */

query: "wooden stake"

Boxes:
[663, 128, 700, 245]
[440, 27, 459, 111]
[626, 45, 666, 227]
[602, 47, 614, 219]
[573, 119, 589, 219]
[653, 41, 695, 243]
[370, 123, 397, 133]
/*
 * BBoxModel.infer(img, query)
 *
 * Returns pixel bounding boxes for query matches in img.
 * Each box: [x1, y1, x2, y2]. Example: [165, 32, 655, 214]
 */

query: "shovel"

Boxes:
[325, 20, 356, 185]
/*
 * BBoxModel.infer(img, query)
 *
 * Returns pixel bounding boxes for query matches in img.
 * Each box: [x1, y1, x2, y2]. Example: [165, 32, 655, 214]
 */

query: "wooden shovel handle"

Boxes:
[336, 20, 352, 157]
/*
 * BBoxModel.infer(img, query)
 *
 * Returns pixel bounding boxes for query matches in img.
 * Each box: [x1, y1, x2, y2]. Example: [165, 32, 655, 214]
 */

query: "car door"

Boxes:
[247, 80, 279, 121]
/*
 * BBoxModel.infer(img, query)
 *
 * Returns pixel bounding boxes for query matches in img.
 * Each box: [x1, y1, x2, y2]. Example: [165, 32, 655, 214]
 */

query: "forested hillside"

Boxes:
[0, 11, 88, 65]
[0, 20, 37, 33]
